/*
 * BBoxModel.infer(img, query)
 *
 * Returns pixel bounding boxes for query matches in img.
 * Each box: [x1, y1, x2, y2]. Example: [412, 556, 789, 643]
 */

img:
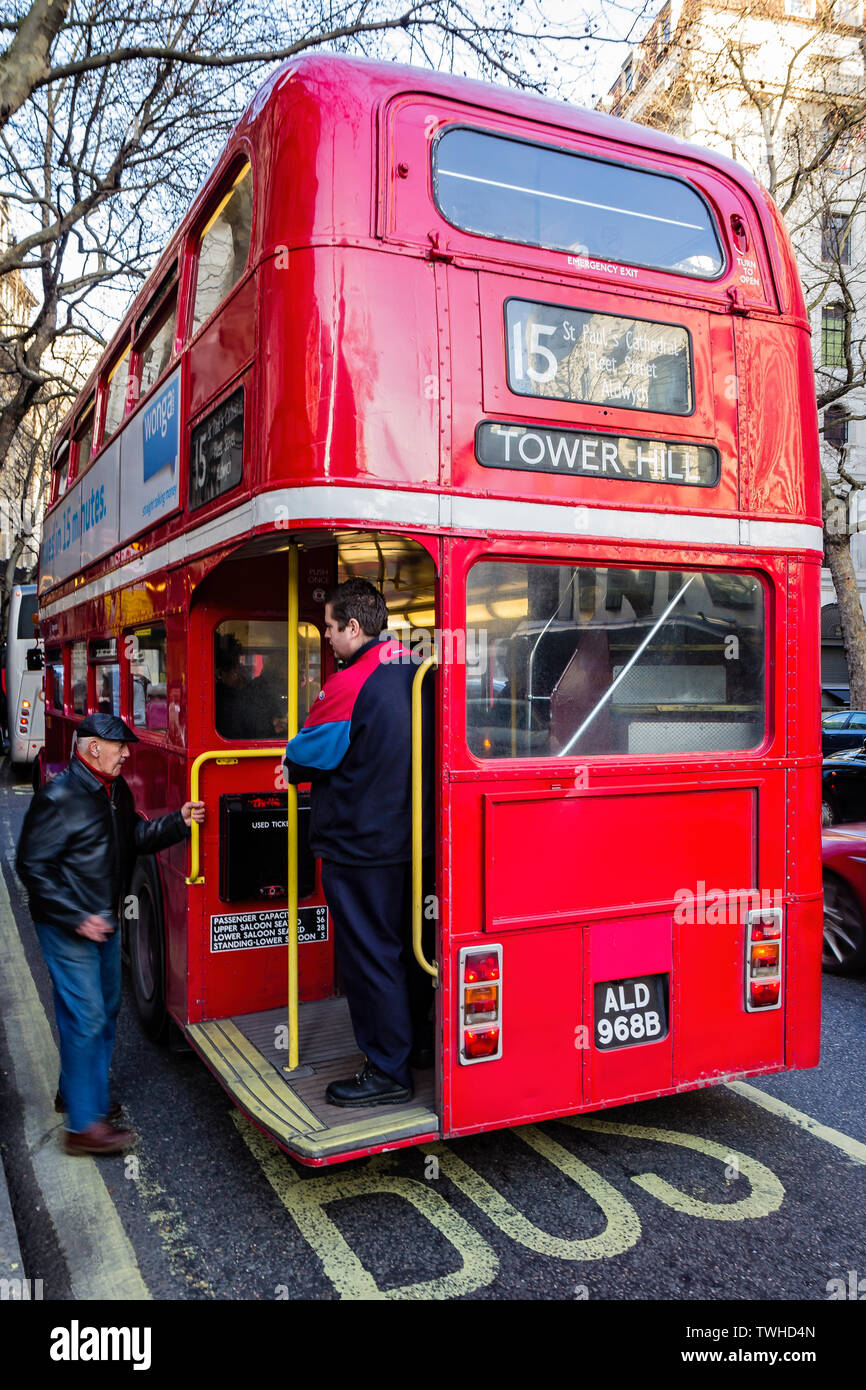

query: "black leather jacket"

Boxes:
[16, 755, 189, 937]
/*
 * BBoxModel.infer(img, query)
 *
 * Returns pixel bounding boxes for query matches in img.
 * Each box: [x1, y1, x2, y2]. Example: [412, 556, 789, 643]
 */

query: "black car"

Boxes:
[822, 744, 866, 825]
[821, 709, 866, 754]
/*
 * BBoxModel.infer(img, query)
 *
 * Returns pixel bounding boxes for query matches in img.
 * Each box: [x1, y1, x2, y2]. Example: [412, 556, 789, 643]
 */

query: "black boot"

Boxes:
[326, 1060, 413, 1108]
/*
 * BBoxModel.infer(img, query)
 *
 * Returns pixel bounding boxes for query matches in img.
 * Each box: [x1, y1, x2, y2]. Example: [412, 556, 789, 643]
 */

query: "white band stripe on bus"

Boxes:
[38, 487, 824, 619]
[437, 169, 705, 230]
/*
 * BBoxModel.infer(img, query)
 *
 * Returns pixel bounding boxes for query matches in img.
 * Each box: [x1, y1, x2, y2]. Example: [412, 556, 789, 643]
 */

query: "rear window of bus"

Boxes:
[433, 127, 724, 279]
[466, 561, 764, 760]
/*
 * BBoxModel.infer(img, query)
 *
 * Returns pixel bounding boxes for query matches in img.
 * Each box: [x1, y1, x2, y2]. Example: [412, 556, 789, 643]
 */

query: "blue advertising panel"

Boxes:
[119, 367, 182, 540]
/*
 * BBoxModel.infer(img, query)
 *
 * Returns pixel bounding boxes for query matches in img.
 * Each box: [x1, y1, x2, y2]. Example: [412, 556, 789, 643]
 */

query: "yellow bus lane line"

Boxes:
[0, 867, 151, 1300]
[726, 1081, 866, 1167]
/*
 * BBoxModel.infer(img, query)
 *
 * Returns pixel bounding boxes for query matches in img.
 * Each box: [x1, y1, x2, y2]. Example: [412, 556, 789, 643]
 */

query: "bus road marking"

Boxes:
[238, 1110, 790, 1299]
[234, 1114, 498, 1300]
[424, 1128, 641, 1260]
[726, 1080, 866, 1167]
[562, 1118, 785, 1220]
[0, 869, 150, 1301]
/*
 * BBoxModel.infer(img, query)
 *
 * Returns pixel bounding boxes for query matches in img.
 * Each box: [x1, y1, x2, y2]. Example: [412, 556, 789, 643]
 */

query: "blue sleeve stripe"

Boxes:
[284, 719, 351, 771]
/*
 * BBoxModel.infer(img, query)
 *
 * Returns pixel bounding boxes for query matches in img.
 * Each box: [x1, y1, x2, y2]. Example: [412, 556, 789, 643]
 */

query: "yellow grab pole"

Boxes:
[286, 545, 300, 1071]
[412, 655, 438, 982]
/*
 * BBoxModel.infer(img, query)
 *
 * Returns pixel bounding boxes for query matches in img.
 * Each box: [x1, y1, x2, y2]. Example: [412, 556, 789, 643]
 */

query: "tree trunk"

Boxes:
[822, 472, 866, 708]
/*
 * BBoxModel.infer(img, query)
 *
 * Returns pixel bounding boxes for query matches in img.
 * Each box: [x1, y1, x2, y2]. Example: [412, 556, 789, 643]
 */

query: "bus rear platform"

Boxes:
[186, 997, 438, 1163]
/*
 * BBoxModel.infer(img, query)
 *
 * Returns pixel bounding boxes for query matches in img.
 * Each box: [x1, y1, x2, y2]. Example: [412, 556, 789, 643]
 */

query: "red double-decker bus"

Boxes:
[37, 55, 823, 1165]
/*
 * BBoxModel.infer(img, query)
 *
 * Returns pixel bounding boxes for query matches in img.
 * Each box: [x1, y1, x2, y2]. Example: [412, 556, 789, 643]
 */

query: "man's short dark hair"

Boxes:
[326, 578, 388, 637]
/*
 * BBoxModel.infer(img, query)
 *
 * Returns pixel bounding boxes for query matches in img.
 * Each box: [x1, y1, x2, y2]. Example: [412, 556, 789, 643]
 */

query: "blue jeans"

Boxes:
[34, 921, 121, 1132]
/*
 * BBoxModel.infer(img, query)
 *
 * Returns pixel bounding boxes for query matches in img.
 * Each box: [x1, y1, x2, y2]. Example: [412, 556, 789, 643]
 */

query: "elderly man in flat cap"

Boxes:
[16, 713, 204, 1155]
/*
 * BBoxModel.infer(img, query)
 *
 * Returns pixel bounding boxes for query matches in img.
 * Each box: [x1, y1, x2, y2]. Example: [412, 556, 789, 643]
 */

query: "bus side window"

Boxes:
[73, 403, 95, 479]
[47, 650, 64, 711]
[89, 638, 120, 717]
[103, 346, 131, 440]
[214, 619, 320, 741]
[51, 440, 70, 504]
[128, 626, 167, 731]
[192, 164, 253, 336]
[70, 642, 87, 715]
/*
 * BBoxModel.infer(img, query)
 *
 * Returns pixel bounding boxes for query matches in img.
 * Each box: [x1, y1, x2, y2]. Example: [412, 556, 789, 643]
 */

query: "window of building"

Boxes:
[822, 212, 851, 264]
[784, 0, 815, 16]
[192, 164, 253, 336]
[433, 128, 724, 277]
[824, 404, 849, 448]
[74, 404, 95, 477]
[466, 561, 765, 759]
[662, 10, 671, 43]
[71, 642, 87, 714]
[103, 347, 131, 439]
[833, 0, 861, 23]
[47, 649, 64, 711]
[214, 619, 320, 741]
[624, 62, 633, 92]
[129, 626, 168, 731]
[822, 305, 847, 367]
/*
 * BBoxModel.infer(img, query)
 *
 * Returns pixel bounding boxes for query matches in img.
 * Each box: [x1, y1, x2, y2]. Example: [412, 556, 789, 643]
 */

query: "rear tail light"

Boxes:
[745, 907, 783, 1012]
[459, 945, 502, 1064]
[18, 700, 30, 734]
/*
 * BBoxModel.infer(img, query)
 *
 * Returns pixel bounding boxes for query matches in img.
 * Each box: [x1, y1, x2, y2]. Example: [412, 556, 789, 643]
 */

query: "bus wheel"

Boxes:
[822, 872, 866, 974]
[821, 799, 836, 827]
[128, 863, 169, 1042]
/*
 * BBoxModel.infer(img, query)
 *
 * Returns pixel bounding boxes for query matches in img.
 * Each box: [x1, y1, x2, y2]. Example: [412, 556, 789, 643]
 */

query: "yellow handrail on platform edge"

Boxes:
[412, 655, 438, 983]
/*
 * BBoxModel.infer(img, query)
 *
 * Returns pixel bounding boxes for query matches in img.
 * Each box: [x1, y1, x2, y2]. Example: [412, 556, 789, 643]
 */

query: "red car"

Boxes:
[822, 824, 866, 973]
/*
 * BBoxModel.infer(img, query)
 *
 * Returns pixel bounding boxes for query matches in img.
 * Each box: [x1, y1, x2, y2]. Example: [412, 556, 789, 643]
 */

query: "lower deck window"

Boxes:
[130, 626, 167, 731]
[214, 620, 320, 741]
[466, 562, 765, 759]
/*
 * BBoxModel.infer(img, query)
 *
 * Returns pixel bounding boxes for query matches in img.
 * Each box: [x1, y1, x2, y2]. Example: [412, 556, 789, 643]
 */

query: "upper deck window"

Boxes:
[138, 292, 176, 398]
[103, 346, 131, 440]
[192, 164, 253, 336]
[74, 404, 95, 477]
[52, 439, 70, 503]
[433, 128, 724, 279]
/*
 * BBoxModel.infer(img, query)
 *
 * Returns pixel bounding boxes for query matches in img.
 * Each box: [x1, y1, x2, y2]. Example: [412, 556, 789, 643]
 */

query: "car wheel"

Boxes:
[821, 799, 836, 827]
[822, 872, 866, 974]
[127, 863, 169, 1041]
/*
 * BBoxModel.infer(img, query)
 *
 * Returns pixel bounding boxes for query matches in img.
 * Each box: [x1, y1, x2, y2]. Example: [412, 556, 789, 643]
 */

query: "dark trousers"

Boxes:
[321, 859, 433, 1089]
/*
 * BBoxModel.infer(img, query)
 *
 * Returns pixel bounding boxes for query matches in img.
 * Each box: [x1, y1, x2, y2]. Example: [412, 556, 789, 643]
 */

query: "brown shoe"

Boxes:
[63, 1122, 138, 1156]
[55, 1091, 123, 1123]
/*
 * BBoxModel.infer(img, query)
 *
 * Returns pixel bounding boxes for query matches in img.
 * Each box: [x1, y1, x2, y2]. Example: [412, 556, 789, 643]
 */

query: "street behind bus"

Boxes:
[1, 765, 864, 1308]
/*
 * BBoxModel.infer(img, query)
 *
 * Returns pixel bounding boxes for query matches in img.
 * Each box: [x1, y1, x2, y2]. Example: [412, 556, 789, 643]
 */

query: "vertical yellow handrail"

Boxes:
[286, 545, 300, 1071]
[412, 655, 438, 982]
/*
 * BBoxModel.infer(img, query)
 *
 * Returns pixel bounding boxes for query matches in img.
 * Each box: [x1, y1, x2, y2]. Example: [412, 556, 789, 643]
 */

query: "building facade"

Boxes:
[608, 0, 866, 703]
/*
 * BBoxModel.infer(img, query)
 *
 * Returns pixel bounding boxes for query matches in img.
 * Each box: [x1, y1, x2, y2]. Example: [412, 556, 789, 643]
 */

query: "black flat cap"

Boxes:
[77, 713, 139, 743]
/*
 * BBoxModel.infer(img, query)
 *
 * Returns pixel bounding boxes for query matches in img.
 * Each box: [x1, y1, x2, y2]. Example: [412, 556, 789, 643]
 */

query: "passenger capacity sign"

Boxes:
[476, 421, 719, 487]
[505, 297, 692, 415]
[210, 905, 328, 952]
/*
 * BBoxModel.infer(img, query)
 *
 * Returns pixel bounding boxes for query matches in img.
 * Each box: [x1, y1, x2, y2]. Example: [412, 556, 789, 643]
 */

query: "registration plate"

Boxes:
[593, 973, 669, 1050]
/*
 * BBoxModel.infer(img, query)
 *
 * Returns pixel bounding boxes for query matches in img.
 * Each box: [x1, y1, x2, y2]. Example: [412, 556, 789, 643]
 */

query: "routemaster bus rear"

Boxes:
[37, 56, 822, 1165]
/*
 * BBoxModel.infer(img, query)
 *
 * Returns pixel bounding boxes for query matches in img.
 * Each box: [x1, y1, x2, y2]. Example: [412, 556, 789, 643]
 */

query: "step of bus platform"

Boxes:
[186, 997, 438, 1161]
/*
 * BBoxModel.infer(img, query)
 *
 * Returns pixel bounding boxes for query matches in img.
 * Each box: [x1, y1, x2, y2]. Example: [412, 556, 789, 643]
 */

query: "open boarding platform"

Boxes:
[186, 997, 437, 1162]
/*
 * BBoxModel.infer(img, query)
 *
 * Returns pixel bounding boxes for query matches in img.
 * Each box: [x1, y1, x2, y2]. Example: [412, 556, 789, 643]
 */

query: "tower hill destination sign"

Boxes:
[475, 421, 720, 487]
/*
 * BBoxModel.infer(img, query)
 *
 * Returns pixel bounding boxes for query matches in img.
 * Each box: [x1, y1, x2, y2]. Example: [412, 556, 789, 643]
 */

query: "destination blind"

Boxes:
[505, 298, 693, 415]
[476, 421, 719, 486]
